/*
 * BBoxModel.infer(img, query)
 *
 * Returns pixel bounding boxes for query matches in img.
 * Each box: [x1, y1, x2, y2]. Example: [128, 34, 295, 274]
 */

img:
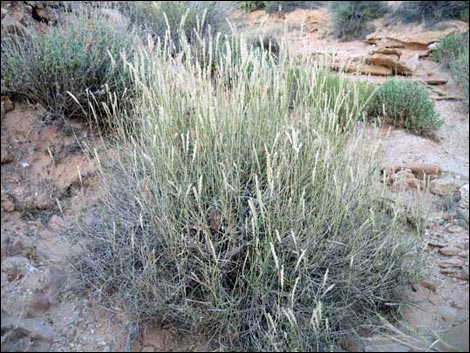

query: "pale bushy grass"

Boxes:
[76, 34, 419, 351]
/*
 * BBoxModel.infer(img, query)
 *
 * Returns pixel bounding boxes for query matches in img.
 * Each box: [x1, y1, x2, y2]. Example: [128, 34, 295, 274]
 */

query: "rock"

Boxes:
[418, 50, 432, 59]
[29, 293, 51, 312]
[371, 47, 402, 57]
[1, 141, 14, 164]
[439, 247, 461, 256]
[382, 163, 441, 181]
[438, 258, 465, 268]
[439, 306, 458, 321]
[459, 184, 469, 209]
[305, 10, 330, 36]
[444, 271, 469, 281]
[331, 62, 394, 76]
[390, 169, 418, 191]
[366, 53, 413, 75]
[429, 177, 460, 196]
[32, 5, 55, 24]
[454, 272, 469, 281]
[446, 225, 465, 233]
[428, 293, 439, 305]
[456, 208, 469, 226]
[427, 240, 447, 248]
[48, 215, 66, 231]
[1, 190, 15, 212]
[54, 155, 96, 192]
[1, 256, 31, 281]
[366, 27, 461, 49]
[1, 9, 30, 36]
[425, 79, 448, 86]
[1, 317, 53, 341]
[404, 54, 421, 72]
[1, 95, 15, 112]
[420, 279, 437, 292]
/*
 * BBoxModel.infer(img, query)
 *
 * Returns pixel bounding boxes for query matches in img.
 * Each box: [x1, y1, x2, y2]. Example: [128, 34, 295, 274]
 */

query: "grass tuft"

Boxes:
[74, 32, 419, 351]
[367, 79, 443, 135]
[1, 3, 136, 123]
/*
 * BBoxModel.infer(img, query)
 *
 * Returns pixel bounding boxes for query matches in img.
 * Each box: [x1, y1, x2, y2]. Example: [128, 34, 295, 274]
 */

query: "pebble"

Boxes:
[438, 258, 465, 268]
[446, 225, 465, 234]
[420, 279, 437, 292]
[427, 240, 447, 248]
[439, 247, 461, 256]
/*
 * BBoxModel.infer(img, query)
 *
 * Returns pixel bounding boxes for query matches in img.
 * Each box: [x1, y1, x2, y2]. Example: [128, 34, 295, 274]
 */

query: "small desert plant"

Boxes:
[368, 79, 443, 134]
[433, 32, 469, 108]
[1, 6, 135, 122]
[330, 1, 388, 40]
[450, 47, 469, 107]
[432, 32, 469, 68]
[74, 32, 419, 351]
[238, 1, 270, 11]
[394, 1, 469, 24]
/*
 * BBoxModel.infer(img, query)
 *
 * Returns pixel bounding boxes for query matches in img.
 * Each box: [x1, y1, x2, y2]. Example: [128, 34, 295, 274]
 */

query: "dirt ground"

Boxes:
[1, 4, 469, 352]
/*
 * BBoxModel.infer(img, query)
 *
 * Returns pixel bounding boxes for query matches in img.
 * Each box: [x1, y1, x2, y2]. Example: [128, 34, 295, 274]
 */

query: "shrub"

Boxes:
[432, 32, 469, 68]
[368, 79, 443, 134]
[450, 46, 469, 108]
[433, 32, 469, 109]
[393, 1, 469, 24]
[1, 6, 135, 122]
[330, 1, 388, 40]
[74, 33, 419, 351]
[238, 1, 270, 11]
[123, 1, 232, 48]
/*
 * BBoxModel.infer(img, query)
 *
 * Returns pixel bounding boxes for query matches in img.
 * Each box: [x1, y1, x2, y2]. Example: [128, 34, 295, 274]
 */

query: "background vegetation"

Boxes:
[1, 5, 135, 122]
[367, 79, 443, 134]
[329, 1, 388, 40]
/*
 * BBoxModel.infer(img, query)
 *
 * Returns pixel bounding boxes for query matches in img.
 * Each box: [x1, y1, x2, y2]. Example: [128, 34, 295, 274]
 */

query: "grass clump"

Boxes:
[368, 79, 443, 134]
[432, 32, 469, 68]
[330, 1, 388, 40]
[393, 1, 469, 24]
[75, 32, 419, 351]
[433, 32, 469, 108]
[450, 47, 469, 107]
[238, 1, 270, 11]
[1, 6, 135, 122]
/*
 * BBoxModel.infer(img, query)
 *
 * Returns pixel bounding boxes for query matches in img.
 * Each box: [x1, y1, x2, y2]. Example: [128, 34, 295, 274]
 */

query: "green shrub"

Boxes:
[1, 7, 135, 122]
[432, 32, 469, 68]
[238, 1, 270, 11]
[368, 79, 443, 134]
[75, 33, 418, 351]
[394, 1, 469, 24]
[330, 1, 388, 40]
[433, 32, 469, 109]
[461, 8, 470, 21]
[450, 47, 469, 107]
